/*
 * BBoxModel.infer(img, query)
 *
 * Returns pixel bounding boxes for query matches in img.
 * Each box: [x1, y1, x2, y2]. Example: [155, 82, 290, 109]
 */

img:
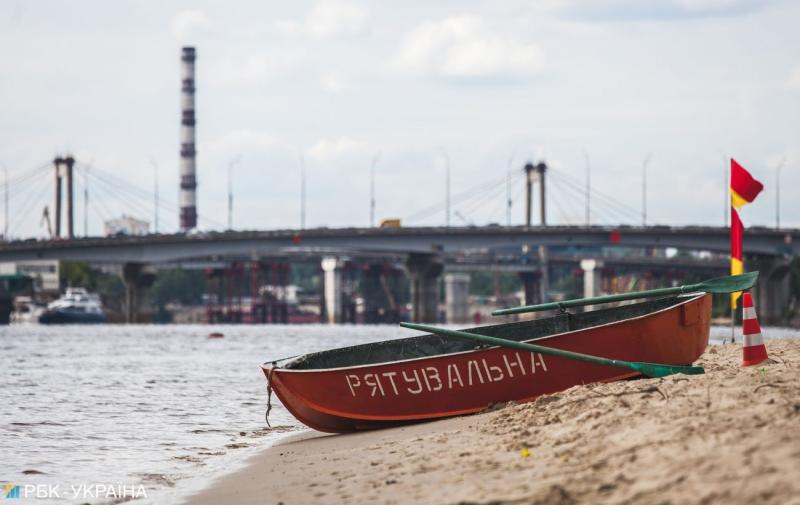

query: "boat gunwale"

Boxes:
[261, 291, 708, 374]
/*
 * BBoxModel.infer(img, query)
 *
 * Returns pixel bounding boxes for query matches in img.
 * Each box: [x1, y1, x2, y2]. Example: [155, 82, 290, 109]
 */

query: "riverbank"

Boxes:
[187, 339, 800, 504]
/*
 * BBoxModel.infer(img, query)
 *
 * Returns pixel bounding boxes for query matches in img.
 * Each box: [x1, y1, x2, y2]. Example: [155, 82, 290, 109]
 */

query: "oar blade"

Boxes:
[631, 362, 705, 378]
[697, 271, 758, 294]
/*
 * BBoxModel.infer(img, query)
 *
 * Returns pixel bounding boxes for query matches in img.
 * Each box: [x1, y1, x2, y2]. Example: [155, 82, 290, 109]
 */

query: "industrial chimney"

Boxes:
[180, 46, 197, 230]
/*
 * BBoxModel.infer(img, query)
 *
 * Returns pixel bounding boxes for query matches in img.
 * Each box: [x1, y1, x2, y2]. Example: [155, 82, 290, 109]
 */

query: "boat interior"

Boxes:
[280, 294, 701, 370]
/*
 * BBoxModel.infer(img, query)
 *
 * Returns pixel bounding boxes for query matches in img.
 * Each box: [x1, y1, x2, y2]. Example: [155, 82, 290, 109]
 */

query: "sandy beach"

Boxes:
[187, 339, 800, 505]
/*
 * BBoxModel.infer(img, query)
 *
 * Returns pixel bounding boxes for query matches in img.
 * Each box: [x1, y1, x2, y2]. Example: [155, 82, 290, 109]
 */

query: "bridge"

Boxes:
[0, 225, 796, 262]
[2, 156, 795, 326]
[0, 224, 794, 325]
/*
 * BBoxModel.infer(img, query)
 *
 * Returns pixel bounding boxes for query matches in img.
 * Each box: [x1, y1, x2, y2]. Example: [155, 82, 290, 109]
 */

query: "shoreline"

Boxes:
[186, 339, 800, 504]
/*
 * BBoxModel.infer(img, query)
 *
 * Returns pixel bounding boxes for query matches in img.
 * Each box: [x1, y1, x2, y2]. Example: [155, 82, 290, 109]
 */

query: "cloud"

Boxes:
[171, 10, 213, 40]
[306, 0, 369, 38]
[274, 1, 369, 40]
[787, 66, 800, 91]
[555, 0, 778, 21]
[390, 15, 544, 80]
[209, 129, 284, 156]
[320, 71, 347, 92]
[207, 49, 304, 86]
[306, 136, 369, 161]
[272, 19, 302, 37]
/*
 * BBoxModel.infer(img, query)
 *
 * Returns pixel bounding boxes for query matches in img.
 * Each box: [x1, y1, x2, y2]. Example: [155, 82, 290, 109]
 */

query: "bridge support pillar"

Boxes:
[751, 257, 791, 325]
[406, 253, 443, 323]
[267, 262, 289, 324]
[122, 262, 156, 323]
[362, 263, 402, 324]
[321, 257, 342, 324]
[518, 271, 541, 306]
[321, 257, 356, 324]
[581, 259, 604, 299]
[538, 245, 550, 302]
[444, 272, 470, 324]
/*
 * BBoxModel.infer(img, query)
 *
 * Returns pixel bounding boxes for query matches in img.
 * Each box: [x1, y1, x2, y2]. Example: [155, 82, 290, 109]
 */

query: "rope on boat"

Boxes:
[265, 363, 277, 427]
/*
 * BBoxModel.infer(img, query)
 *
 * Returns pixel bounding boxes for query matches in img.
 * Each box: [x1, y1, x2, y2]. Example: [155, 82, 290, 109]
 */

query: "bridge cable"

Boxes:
[456, 178, 510, 221]
[5, 161, 52, 189]
[551, 174, 626, 224]
[405, 171, 514, 222]
[549, 169, 635, 221]
[549, 169, 640, 222]
[7, 170, 53, 236]
[456, 173, 520, 223]
[485, 173, 525, 224]
[85, 169, 167, 226]
[547, 176, 579, 225]
[551, 169, 639, 221]
[4, 168, 50, 206]
[72, 174, 115, 234]
[406, 170, 523, 224]
[80, 162, 226, 229]
[78, 164, 180, 230]
[549, 174, 608, 224]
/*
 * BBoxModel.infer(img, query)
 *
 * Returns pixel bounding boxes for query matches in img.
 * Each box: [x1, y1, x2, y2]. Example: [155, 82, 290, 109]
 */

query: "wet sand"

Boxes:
[187, 339, 800, 505]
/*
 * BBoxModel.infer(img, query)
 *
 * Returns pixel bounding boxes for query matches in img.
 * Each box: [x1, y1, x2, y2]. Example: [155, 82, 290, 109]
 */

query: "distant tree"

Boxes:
[790, 256, 800, 308]
[60, 261, 95, 289]
[290, 263, 320, 292]
[469, 271, 519, 297]
[94, 273, 125, 313]
[149, 269, 206, 307]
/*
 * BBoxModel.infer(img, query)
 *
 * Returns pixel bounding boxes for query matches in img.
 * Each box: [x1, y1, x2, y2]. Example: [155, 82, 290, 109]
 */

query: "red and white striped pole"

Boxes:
[741, 291, 769, 367]
[180, 46, 198, 230]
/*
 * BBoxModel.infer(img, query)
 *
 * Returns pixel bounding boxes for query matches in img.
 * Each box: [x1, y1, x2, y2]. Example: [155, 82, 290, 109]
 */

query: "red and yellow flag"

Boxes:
[731, 159, 764, 209]
[730, 158, 763, 307]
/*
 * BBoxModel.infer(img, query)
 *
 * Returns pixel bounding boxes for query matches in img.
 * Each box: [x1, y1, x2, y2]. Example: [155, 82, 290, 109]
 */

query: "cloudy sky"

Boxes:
[1, 0, 798, 237]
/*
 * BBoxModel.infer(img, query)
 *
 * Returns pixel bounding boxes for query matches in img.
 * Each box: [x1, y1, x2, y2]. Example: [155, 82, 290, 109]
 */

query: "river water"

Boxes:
[1, 323, 796, 504]
[0, 324, 411, 504]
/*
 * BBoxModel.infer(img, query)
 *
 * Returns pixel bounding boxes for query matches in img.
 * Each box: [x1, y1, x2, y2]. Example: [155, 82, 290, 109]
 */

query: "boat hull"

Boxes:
[39, 310, 107, 324]
[264, 294, 711, 433]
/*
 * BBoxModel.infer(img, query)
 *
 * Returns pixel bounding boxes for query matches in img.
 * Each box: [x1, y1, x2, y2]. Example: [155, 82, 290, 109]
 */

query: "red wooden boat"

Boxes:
[262, 293, 711, 433]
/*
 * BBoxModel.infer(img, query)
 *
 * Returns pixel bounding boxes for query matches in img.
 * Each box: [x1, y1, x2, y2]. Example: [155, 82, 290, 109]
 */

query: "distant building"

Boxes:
[0, 260, 60, 293]
[104, 215, 150, 237]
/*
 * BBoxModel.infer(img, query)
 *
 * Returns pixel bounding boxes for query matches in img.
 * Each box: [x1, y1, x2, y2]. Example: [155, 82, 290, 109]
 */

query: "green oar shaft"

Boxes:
[401, 322, 640, 373]
[493, 285, 693, 315]
[399, 322, 704, 378]
[493, 272, 758, 316]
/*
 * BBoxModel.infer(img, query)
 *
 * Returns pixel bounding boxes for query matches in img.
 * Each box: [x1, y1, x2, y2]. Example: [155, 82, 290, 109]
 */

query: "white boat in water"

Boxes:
[10, 296, 46, 325]
[39, 287, 107, 324]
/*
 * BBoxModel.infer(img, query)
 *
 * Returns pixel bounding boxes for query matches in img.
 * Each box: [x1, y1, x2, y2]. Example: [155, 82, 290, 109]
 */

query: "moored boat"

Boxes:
[263, 292, 711, 433]
[10, 296, 46, 324]
[39, 287, 107, 324]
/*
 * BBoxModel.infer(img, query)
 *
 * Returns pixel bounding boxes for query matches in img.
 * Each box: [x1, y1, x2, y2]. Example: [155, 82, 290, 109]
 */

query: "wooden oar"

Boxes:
[492, 272, 758, 316]
[399, 322, 704, 378]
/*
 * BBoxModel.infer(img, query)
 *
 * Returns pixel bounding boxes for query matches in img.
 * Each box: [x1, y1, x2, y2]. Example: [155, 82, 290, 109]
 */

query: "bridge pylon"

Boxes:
[52, 156, 75, 239]
[524, 161, 547, 226]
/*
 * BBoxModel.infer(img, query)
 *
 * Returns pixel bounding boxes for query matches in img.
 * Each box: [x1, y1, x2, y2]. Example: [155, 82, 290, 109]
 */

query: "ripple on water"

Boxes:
[9, 421, 67, 427]
[7, 325, 402, 501]
[136, 473, 177, 488]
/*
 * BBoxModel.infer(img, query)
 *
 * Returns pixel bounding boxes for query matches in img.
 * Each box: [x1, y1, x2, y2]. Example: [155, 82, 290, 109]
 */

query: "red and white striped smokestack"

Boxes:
[180, 46, 197, 230]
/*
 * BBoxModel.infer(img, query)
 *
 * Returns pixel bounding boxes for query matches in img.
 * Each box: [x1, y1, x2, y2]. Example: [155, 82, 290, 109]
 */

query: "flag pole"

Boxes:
[729, 198, 735, 345]
[728, 158, 764, 345]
